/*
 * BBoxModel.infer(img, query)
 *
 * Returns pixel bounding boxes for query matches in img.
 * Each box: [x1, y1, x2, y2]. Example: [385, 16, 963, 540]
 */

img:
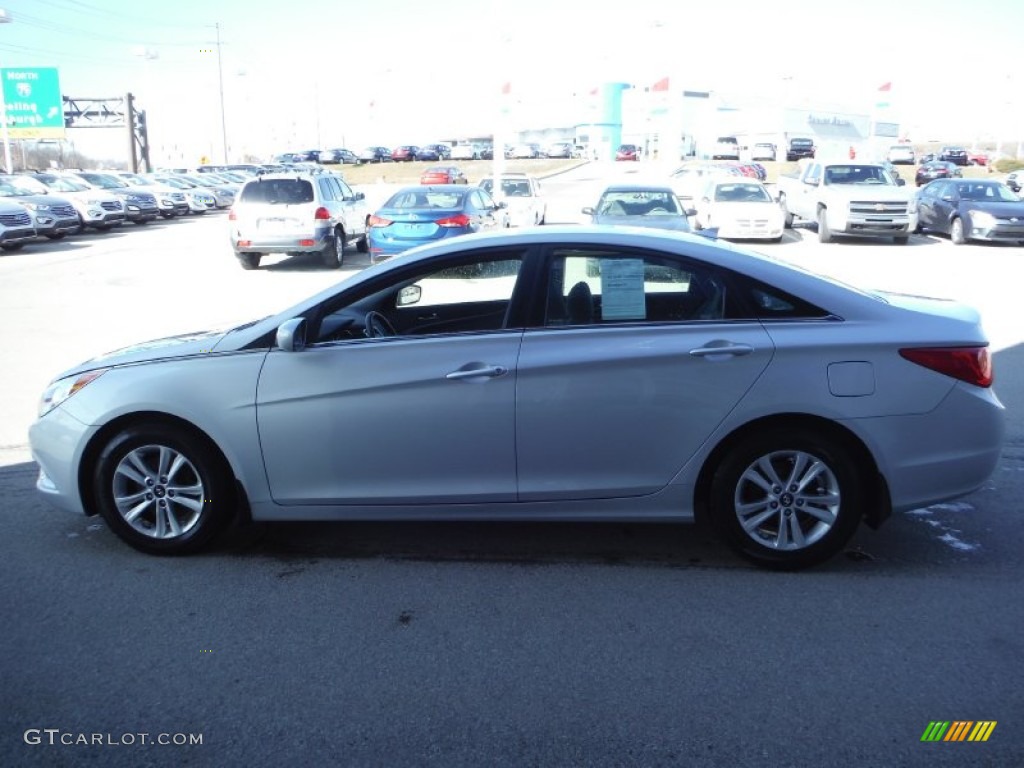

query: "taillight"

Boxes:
[367, 215, 392, 228]
[314, 207, 331, 220]
[436, 213, 471, 227]
[899, 346, 993, 387]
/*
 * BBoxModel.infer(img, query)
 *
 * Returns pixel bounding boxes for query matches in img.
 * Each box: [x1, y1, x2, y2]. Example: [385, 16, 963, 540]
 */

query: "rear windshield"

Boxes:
[240, 179, 314, 204]
[385, 189, 466, 209]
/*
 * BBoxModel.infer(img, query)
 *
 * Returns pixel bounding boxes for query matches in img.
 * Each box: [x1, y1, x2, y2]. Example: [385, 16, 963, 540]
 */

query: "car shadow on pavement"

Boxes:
[260, 249, 374, 272]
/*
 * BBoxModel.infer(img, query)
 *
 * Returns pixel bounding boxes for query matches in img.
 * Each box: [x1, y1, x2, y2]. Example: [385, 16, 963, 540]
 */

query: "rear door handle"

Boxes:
[446, 365, 508, 380]
[689, 343, 754, 358]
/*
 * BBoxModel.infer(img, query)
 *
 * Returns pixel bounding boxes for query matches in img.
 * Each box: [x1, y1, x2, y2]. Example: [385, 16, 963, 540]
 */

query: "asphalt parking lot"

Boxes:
[1, 163, 1022, 766]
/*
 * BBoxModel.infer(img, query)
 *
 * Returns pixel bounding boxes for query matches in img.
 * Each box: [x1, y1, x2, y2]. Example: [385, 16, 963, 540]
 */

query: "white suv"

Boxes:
[229, 170, 369, 270]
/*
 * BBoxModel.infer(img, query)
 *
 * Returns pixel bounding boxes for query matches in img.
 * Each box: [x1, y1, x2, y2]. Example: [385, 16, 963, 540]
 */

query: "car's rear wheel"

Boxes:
[817, 208, 832, 243]
[356, 233, 369, 253]
[321, 228, 344, 268]
[46, 233, 66, 240]
[238, 253, 261, 270]
[894, 235, 909, 245]
[950, 217, 966, 245]
[1, 244, 24, 252]
[92, 423, 235, 555]
[710, 427, 864, 570]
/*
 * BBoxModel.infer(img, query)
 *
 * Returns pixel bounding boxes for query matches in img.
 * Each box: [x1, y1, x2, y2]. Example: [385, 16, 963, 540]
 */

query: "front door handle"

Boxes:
[446, 365, 508, 380]
[689, 343, 754, 358]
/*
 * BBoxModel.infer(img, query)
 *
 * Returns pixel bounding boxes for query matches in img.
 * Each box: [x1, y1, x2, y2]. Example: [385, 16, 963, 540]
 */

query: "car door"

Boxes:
[515, 245, 774, 501]
[916, 182, 942, 230]
[334, 177, 368, 235]
[256, 248, 528, 506]
[470, 189, 500, 231]
[930, 181, 958, 234]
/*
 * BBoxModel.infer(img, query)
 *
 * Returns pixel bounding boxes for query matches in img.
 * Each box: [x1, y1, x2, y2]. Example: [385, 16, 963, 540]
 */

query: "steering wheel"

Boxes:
[647, 207, 670, 215]
[364, 311, 397, 338]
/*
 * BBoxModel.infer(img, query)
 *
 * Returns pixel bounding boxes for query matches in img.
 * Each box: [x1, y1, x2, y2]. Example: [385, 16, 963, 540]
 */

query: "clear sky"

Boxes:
[2, 0, 1022, 165]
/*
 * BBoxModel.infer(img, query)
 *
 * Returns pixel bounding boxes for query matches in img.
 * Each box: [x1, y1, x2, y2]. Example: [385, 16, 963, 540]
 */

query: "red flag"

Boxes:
[652, 76, 670, 92]
[501, 82, 511, 95]
[878, 82, 892, 92]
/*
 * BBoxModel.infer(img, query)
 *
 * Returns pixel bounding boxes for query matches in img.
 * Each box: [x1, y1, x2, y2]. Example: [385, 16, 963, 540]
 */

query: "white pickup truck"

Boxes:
[776, 161, 917, 244]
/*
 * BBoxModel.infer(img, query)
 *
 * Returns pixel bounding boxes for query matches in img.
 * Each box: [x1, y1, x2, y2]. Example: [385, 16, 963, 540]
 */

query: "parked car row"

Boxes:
[0, 167, 248, 254]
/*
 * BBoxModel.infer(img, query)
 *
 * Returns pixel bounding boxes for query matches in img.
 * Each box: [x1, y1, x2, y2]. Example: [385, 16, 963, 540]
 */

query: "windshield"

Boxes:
[385, 189, 466, 209]
[597, 190, 681, 215]
[823, 165, 896, 185]
[38, 176, 88, 192]
[714, 183, 772, 202]
[956, 182, 1020, 202]
[480, 178, 533, 197]
[0, 179, 39, 196]
[79, 173, 126, 189]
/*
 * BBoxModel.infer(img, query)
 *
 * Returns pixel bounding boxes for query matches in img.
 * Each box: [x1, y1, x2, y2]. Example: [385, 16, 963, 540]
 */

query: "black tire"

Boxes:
[133, 219, 149, 226]
[160, 212, 175, 219]
[894, 235, 909, 245]
[1, 243, 24, 252]
[950, 217, 966, 245]
[92, 422, 235, 555]
[780, 195, 794, 229]
[817, 208, 832, 243]
[321, 228, 343, 268]
[238, 252, 261, 270]
[356, 233, 369, 253]
[709, 427, 865, 570]
[46, 232, 67, 240]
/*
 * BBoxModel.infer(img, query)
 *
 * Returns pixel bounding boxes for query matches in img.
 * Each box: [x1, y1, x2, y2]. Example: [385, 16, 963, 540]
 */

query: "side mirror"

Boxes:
[397, 285, 422, 306]
[354, 191, 365, 200]
[497, 201, 508, 209]
[581, 206, 595, 215]
[684, 207, 697, 217]
[896, 178, 906, 187]
[276, 318, 307, 352]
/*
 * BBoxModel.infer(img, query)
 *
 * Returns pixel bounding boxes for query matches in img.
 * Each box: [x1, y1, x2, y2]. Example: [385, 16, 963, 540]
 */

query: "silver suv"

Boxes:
[228, 170, 369, 270]
[0, 198, 36, 252]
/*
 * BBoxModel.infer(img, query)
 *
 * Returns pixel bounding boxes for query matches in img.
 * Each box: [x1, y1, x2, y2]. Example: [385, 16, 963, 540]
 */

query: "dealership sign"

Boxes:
[1, 67, 65, 139]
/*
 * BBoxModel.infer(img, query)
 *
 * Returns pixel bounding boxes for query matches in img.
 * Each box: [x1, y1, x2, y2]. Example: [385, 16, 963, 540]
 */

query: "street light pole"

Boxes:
[0, 8, 13, 173]
[215, 22, 228, 164]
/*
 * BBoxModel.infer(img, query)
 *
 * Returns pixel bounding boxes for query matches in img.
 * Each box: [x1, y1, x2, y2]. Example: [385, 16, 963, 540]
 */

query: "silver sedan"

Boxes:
[29, 226, 1004, 569]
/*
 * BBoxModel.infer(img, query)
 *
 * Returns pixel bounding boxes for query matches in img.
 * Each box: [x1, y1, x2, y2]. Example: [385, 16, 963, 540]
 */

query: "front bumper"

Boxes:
[1, 226, 37, 246]
[29, 406, 97, 517]
[32, 214, 81, 237]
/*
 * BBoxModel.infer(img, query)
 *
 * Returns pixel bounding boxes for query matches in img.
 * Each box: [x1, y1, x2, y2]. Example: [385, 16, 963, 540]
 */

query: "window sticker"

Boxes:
[600, 258, 647, 320]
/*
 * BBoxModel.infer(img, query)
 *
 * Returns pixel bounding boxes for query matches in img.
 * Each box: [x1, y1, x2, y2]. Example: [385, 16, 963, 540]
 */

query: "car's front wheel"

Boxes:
[709, 427, 864, 569]
[950, 217, 966, 245]
[817, 208, 832, 243]
[92, 422, 235, 555]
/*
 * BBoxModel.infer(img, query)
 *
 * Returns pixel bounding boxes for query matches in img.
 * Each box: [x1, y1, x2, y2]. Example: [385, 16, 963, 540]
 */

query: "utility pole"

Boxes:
[215, 22, 228, 163]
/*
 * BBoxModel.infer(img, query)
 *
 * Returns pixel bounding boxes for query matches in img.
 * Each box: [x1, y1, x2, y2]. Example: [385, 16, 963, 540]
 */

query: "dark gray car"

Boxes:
[583, 184, 695, 232]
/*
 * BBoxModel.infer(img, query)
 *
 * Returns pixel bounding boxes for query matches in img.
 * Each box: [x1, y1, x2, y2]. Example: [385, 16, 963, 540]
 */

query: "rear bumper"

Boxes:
[232, 225, 332, 253]
[847, 381, 1004, 515]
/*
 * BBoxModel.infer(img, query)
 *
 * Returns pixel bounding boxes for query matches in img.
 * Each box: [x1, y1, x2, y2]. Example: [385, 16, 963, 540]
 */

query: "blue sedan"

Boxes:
[367, 185, 508, 262]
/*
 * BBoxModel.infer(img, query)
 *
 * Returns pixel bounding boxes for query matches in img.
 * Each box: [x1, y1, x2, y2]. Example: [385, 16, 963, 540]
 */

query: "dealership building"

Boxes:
[508, 82, 900, 163]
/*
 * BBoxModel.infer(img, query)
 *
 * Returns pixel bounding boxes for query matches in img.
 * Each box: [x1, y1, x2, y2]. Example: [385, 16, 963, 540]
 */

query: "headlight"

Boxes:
[38, 369, 108, 417]
[87, 198, 106, 206]
[970, 210, 996, 228]
[22, 202, 50, 211]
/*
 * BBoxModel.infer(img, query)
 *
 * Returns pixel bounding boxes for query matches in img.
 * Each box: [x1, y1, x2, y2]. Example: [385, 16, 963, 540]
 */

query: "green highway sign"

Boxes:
[2, 67, 65, 139]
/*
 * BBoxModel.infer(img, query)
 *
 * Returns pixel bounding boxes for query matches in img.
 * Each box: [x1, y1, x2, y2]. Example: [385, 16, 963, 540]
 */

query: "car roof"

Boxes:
[601, 184, 675, 193]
